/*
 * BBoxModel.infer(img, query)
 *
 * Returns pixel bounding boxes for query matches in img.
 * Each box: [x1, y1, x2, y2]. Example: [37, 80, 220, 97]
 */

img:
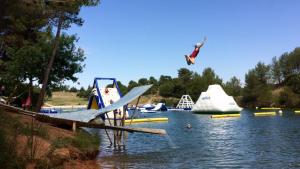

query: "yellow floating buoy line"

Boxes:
[124, 117, 168, 124]
[260, 107, 281, 110]
[295, 110, 300, 114]
[211, 114, 241, 118]
[254, 112, 276, 116]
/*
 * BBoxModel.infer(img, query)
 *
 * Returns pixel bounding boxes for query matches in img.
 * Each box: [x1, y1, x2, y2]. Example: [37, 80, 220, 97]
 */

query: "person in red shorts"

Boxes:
[185, 37, 207, 65]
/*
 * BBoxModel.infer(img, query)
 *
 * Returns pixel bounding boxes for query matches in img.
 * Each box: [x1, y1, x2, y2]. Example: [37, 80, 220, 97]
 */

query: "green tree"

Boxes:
[44, 34, 85, 88]
[2, 32, 86, 106]
[271, 56, 282, 85]
[116, 81, 128, 95]
[77, 85, 92, 99]
[159, 82, 175, 97]
[177, 68, 193, 95]
[172, 78, 186, 98]
[278, 87, 300, 108]
[138, 78, 149, 85]
[224, 76, 242, 97]
[148, 76, 158, 94]
[187, 73, 205, 101]
[127, 80, 138, 91]
[202, 68, 222, 87]
[178, 68, 193, 82]
[255, 62, 271, 84]
[69, 87, 78, 92]
[0, 0, 50, 103]
[158, 75, 172, 85]
[242, 63, 272, 107]
[36, 0, 100, 111]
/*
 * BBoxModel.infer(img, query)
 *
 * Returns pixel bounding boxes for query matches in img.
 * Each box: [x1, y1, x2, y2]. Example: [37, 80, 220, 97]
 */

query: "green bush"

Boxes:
[278, 88, 300, 108]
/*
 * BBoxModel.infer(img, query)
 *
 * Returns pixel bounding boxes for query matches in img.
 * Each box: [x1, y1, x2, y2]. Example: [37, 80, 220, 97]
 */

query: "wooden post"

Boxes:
[121, 106, 126, 146]
[30, 116, 34, 159]
[113, 111, 117, 147]
[72, 121, 76, 132]
[129, 96, 141, 125]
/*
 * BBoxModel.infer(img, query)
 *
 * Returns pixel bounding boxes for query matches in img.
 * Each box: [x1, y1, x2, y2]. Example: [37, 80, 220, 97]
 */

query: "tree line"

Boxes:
[77, 47, 300, 108]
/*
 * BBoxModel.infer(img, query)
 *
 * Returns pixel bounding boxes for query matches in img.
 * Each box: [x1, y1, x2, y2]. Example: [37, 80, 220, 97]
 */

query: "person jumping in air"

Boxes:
[185, 37, 207, 65]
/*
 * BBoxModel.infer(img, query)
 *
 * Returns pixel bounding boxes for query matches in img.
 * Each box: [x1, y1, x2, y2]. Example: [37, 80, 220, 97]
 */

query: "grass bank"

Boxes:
[45, 91, 87, 106]
[0, 108, 100, 169]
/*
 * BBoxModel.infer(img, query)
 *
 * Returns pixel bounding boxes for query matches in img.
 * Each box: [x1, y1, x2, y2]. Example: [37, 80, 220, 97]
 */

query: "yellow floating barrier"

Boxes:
[260, 107, 281, 110]
[254, 112, 276, 116]
[211, 114, 241, 118]
[125, 117, 168, 124]
[295, 110, 300, 114]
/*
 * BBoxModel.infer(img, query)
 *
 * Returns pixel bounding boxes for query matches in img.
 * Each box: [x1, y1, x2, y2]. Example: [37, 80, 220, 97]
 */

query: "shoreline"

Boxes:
[0, 108, 101, 169]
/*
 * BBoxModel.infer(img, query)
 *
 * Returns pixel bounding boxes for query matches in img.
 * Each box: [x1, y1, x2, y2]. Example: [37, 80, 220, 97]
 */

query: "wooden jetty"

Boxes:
[0, 103, 166, 135]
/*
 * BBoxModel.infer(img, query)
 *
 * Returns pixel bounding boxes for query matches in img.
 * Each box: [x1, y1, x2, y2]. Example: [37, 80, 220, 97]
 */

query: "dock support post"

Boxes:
[113, 111, 117, 147]
[72, 121, 76, 132]
[129, 96, 141, 126]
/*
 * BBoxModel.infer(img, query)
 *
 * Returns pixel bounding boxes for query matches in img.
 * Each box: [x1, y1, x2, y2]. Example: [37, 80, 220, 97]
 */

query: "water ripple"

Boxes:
[97, 110, 300, 168]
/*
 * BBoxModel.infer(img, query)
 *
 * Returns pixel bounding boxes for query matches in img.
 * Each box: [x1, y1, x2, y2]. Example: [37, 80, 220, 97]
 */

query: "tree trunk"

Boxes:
[7, 83, 18, 105]
[35, 16, 63, 112]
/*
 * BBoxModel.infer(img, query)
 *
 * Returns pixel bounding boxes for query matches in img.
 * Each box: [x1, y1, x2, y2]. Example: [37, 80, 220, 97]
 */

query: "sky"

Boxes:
[66, 0, 300, 88]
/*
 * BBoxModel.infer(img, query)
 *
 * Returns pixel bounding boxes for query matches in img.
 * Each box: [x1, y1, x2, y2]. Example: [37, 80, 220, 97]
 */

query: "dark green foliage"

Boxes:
[242, 63, 272, 107]
[148, 76, 159, 95]
[77, 85, 92, 99]
[178, 68, 193, 82]
[271, 56, 282, 85]
[241, 47, 300, 108]
[1, 31, 85, 107]
[116, 81, 128, 95]
[69, 87, 78, 92]
[48, 34, 85, 85]
[224, 76, 242, 97]
[127, 80, 138, 91]
[138, 78, 149, 86]
[286, 74, 300, 94]
[158, 75, 172, 85]
[201, 68, 223, 85]
[0, 0, 100, 110]
[278, 87, 300, 107]
[159, 81, 175, 97]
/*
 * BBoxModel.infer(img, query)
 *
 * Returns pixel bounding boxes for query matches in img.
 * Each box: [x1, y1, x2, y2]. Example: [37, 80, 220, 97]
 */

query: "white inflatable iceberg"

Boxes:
[192, 84, 242, 114]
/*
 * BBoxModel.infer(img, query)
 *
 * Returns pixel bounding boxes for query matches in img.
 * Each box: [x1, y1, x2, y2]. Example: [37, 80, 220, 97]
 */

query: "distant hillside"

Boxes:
[45, 92, 87, 106]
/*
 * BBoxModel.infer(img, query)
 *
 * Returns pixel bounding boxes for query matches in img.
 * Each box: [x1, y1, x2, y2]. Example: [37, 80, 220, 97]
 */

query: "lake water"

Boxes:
[96, 109, 300, 168]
